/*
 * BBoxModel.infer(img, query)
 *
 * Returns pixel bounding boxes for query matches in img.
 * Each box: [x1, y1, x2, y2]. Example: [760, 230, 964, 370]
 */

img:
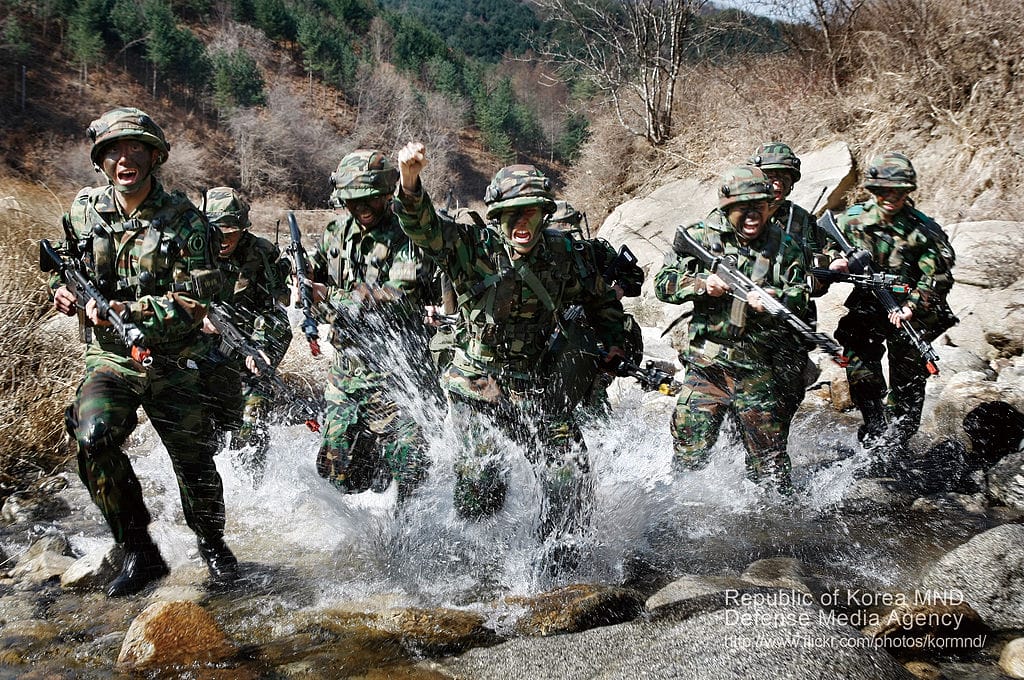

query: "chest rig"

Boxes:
[845, 204, 930, 283]
[70, 187, 196, 300]
[454, 228, 590, 376]
[323, 215, 419, 290]
[703, 222, 783, 337]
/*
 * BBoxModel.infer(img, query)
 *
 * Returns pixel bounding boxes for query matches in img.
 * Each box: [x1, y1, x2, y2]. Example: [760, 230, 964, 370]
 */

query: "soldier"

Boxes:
[201, 187, 292, 487]
[747, 143, 828, 425]
[825, 152, 956, 454]
[394, 141, 627, 549]
[654, 166, 810, 493]
[549, 199, 645, 416]
[305, 149, 436, 501]
[50, 107, 236, 596]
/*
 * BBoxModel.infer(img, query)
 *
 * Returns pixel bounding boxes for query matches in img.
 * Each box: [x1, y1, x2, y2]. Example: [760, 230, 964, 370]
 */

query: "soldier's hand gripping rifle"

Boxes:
[40, 238, 153, 367]
[206, 301, 321, 432]
[602, 244, 643, 298]
[817, 212, 940, 375]
[672, 226, 848, 366]
[286, 212, 321, 356]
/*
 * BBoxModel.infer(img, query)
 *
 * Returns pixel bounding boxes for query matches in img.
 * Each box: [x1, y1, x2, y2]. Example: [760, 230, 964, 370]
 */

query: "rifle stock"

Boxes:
[286, 212, 322, 356]
[40, 238, 152, 367]
[672, 225, 848, 366]
[206, 301, 321, 432]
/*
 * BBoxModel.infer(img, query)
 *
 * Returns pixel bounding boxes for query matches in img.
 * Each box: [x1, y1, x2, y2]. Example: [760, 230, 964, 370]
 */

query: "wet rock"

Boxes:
[987, 452, 1024, 511]
[910, 493, 987, 516]
[374, 607, 498, 654]
[434, 602, 913, 680]
[863, 600, 987, 659]
[999, 637, 1024, 679]
[741, 557, 813, 593]
[503, 583, 644, 637]
[922, 523, 1024, 630]
[60, 544, 120, 591]
[10, 535, 76, 584]
[0, 618, 61, 660]
[842, 478, 916, 510]
[73, 631, 128, 666]
[645, 573, 755, 613]
[0, 594, 37, 624]
[904, 661, 945, 679]
[895, 439, 971, 495]
[0, 491, 71, 525]
[116, 600, 235, 670]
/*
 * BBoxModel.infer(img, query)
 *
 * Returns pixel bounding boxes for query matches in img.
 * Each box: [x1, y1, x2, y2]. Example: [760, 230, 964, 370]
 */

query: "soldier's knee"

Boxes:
[453, 463, 506, 519]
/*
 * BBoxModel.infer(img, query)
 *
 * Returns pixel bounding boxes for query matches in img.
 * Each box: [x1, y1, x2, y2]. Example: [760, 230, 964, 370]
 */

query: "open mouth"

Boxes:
[512, 227, 534, 244]
[116, 168, 139, 185]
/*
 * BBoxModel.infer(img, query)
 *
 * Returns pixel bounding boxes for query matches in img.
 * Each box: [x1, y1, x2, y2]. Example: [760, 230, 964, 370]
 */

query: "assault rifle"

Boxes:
[672, 226, 848, 366]
[40, 238, 152, 367]
[610, 356, 681, 396]
[286, 212, 321, 356]
[817, 211, 941, 375]
[603, 244, 642, 298]
[206, 301, 321, 432]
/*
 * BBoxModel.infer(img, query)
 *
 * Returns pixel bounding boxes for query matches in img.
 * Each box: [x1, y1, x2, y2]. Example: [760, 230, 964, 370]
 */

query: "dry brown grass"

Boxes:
[0, 179, 81, 499]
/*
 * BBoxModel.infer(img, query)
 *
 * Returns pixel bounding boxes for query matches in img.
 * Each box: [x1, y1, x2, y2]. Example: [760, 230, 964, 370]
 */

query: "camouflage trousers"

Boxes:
[447, 391, 593, 543]
[316, 360, 428, 501]
[671, 363, 792, 492]
[65, 347, 224, 545]
[835, 308, 933, 449]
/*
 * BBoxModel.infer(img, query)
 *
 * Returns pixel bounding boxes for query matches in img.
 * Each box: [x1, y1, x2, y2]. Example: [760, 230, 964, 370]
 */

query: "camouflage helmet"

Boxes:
[748, 142, 801, 182]
[87, 107, 170, 168]
[550, 200, 583, 228]
[329, 149, 399, 204]
[483, 164, 557, 219]
[864, 151, 917, 191]
[718, 166, 773, 209]
[205, 187, 250, 230]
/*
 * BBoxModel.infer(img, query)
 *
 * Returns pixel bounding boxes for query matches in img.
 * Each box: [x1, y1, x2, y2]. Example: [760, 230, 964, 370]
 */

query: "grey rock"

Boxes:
[60, 545, 121, 591]
[987, 452, 1024, 511]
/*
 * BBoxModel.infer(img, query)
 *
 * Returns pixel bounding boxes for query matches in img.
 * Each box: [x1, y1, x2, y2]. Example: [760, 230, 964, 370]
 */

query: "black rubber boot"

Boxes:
[197, 536, 239, 587]
[106, 532, 169, 597]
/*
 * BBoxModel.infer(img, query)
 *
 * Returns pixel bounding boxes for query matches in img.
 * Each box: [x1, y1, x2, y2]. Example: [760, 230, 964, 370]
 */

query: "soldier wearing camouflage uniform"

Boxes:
[395, 142, 627, 546]
[654, 166, 810, 492]
[747, 143, 829, 424]
[825, 152, 956, 453]
[50, 108, 236, 596]
[550, 200, 645, 416]
[201, 187, 292, 487]
[306, 150, 436, 501]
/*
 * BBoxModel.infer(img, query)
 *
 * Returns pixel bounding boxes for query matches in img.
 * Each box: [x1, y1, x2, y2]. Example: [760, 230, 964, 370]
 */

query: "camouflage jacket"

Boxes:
[825, 199, 954, 321]
[395, 188, 627, 389]
[55, 180, 221, 355]
[654, 209, 809, 370]
[214, 231, 292, 366]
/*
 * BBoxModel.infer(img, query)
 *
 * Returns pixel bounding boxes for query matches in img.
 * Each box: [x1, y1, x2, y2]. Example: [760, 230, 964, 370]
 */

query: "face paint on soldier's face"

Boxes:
[344, 195, 389, 229]
[219, 228, 243, 258]
[727, 200, 770, 241]
[766, 171, 793, 204]
[873, 188, 909, 216]
[100, 140, 157, 195]
[501, 207, 543, 254]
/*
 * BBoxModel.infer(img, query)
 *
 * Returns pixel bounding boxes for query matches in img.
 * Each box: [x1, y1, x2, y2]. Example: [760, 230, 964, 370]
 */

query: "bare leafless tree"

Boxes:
[532, 0, 709, 146]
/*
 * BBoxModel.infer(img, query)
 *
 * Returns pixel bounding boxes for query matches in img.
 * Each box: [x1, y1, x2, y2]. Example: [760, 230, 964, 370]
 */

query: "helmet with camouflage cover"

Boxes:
[718, 166, 772, 209]
[550, 200, 583, 229]
[747, 142, 801, 182]
[329, 149, 399, 205]
[483, 164, 557, 219]
[205, 187, 250, 230]
[864, 151, 917, 191]
[87, 107, 170, 169]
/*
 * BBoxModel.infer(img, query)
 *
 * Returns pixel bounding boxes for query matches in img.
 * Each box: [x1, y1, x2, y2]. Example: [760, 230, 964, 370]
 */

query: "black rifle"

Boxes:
[603, 244, 642, 298]
[817, 212, 940, 375]
[40, 238, 153, 367]
[672, 226, 848, 366]
[206, 301, 321, 432]
[610, 355, 681, 395]
[286, 211, 322, 356]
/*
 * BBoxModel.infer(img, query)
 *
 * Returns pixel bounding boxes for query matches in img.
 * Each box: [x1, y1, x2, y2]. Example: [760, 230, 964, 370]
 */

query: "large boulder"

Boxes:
[116, 600, 235, 670]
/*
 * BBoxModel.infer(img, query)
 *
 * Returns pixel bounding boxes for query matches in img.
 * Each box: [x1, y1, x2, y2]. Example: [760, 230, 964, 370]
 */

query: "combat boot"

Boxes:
[106, 531, 169, 597]
[857, 399, 890, 449]
[197, 535, 239, 587]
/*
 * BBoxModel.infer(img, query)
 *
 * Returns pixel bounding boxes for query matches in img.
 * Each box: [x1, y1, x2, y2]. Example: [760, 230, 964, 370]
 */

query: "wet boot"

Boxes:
[857, 399, 892, 475]
[106, 530, 169, 598]
[197, 535, 239, 588]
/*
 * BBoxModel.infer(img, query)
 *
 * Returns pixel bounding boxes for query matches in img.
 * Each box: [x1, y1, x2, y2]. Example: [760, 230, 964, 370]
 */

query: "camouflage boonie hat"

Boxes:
[484, 164, 557, 219]
[748, 142, 801, 182]
[205, 187, 250, 230]
[329, 150, 399, 204]
[550, 200, 583, 228]
[718, 166, 772, 209]
[87, 107, 170, 168]
[864, 151, 917, 191]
